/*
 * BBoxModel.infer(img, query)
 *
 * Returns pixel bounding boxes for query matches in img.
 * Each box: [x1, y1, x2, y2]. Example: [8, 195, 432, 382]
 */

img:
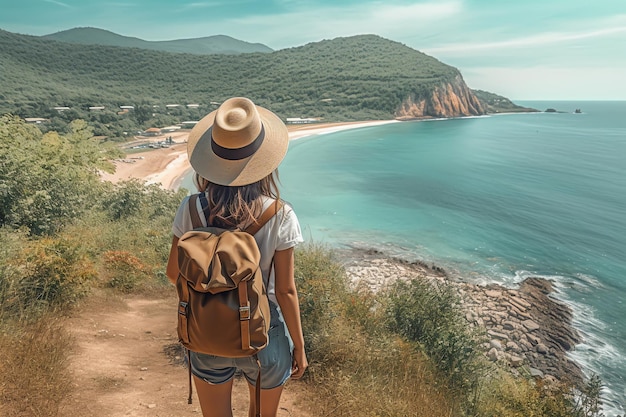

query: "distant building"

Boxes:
[286, 117, 320, 124]
[89, 106, 105, 111]
[143, 127, 162, 136]
[180, 121, 199, 128]
[120, 105, 134, 110]
[166, 104, 180, 108]
[161, 125, 181, 133]
[186, 104, 200, 108]
[53, 106, 70, 112]
[24, 117, 48, 124]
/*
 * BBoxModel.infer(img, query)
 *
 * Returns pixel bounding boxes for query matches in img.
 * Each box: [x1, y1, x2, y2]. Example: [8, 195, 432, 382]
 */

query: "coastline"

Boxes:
[340, 246, 584, 387]
[100, 119, 399, 190]
[100, 116, 588, 392]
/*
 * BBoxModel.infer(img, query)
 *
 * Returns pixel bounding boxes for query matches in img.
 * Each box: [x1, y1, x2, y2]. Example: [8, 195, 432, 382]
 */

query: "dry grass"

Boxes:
[302, 318, 456, 417]
[0, 316, 73, 417]
[295, 244, 458, 416]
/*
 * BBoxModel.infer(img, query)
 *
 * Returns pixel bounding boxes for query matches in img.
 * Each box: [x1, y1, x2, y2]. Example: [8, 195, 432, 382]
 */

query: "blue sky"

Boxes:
[1, 0, 625, 100]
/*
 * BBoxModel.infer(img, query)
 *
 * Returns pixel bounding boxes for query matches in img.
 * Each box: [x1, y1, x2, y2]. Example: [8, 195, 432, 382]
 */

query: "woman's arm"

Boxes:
[273, 247, 308, 379]
[165, 236, 179, 284]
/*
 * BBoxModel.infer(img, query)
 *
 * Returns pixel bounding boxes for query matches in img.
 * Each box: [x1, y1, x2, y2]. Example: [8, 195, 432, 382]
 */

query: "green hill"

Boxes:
[42, 27, 273, 55]
[472, 89, 538, 113]
[0, 28, 530, 137]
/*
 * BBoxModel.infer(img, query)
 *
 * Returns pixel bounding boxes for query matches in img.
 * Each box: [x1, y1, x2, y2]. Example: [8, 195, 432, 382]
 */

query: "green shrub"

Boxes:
[102, 179, 146, 220]
[294, 243, 348, 342]
[0, 116, 117, 235]
[384, 278, 485, 408]
[294, 244, 455, 416]
[0, 227, 27, 320]
[474, 370, 612, 417]
[3, 236, 97, 318]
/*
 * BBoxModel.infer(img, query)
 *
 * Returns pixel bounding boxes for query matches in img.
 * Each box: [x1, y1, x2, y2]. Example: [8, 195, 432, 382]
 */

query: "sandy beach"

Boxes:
[100, 120, 398, 190]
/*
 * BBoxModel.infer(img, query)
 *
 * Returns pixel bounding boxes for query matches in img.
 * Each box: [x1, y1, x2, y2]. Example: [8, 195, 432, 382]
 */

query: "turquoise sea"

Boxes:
[180, 101, 625, 414]
[279, 101, 626, 415]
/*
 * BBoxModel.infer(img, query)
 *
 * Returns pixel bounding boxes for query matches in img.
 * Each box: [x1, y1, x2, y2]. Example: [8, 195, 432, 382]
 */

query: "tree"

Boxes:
[134, 103, 152, 126]
[0, 115, 120, 235]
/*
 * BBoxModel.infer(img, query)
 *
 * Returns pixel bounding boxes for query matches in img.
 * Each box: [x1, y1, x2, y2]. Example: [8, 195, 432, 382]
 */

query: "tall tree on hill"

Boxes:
[134, 103, 152, 126]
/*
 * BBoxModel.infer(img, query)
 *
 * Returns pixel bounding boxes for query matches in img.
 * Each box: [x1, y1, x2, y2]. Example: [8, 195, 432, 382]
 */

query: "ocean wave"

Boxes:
[511, 271, 625, 416]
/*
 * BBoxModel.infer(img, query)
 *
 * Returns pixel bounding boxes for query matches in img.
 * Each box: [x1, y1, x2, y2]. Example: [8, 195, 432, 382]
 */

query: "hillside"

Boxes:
[0, 28, 528, 135]
[42, 27, 273, 55]
[472, 89, 539, 113]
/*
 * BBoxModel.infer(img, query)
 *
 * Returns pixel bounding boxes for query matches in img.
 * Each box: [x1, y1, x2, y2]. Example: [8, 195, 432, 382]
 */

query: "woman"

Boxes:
[166, 97, 307, 417]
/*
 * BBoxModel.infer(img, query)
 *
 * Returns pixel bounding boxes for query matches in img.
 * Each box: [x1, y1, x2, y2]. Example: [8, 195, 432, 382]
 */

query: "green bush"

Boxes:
[383, 278, 485, 409]
[294, 244, 455, 416]
[0, 116, 119, 235]
[294, 243, 348, 343]
[2, 235, 97, 318]
[102, 179, 147, 220]
[0, 227, 27, 320]
[475, 370, 611, 417]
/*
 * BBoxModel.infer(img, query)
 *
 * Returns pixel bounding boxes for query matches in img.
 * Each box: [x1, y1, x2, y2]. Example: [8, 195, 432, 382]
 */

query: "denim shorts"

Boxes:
[189, 302, 293, 389]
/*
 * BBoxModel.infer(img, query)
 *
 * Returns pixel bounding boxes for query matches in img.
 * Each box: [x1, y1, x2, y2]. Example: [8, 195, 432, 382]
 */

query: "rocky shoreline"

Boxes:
[338, 247, 584, 387]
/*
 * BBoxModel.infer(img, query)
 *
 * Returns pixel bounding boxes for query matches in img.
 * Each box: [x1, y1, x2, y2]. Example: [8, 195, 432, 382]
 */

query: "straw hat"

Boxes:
[187, 97, 289, 186]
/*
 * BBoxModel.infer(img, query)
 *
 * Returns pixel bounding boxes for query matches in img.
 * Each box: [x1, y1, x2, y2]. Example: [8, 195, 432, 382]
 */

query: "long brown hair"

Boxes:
[194, 171, 281, 228]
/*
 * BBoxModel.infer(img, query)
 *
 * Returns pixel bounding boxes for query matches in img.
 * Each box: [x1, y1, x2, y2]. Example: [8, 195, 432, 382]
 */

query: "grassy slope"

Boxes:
[1, 30, 473, 120]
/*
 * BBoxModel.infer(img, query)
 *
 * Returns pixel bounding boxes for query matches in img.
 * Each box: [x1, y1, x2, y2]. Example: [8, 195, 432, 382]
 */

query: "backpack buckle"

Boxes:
[178, 302, 188, 316]
[239, 306, 250, 320]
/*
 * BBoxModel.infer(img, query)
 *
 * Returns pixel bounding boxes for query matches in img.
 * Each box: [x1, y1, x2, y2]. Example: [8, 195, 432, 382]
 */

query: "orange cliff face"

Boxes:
[395, 74, 485, 119]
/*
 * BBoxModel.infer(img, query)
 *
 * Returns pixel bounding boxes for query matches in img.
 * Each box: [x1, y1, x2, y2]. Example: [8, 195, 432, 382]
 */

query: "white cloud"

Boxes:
[423, 22, 626, 55]
[180, 2, 221, 10]
[43, 0, 72, 8]
[464, 66, 626, 100]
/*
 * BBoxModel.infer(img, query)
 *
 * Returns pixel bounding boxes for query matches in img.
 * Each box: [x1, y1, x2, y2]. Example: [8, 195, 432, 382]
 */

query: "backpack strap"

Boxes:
[239, 283, 252, 350]
[237, 200, 284, 353]
[187, 194, 203, 229]
[254, 356, 262, 417]
[245, 200, 285, 235]
[186, 349, 193, 404]
[198, 192, 211, 223]
[245, 201, 283, 417]
[184, 194, 202, 405]
[191, 195, 284, 233]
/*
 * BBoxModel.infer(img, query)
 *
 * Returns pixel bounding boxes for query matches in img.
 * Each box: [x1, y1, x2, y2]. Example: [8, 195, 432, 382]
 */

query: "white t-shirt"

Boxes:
[171, 195, 304, 304]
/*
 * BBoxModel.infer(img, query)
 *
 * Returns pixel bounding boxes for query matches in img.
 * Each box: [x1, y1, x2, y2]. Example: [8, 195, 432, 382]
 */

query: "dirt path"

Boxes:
[59, 292, 312, 417]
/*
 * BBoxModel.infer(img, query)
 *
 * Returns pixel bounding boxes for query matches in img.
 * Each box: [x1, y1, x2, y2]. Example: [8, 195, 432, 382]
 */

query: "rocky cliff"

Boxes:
[395, 74, 486, 119]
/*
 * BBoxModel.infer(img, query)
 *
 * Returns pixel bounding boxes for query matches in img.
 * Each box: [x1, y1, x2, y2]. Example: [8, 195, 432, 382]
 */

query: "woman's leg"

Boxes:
[247, 383, 284, 417]
[193, 375, 234, 417]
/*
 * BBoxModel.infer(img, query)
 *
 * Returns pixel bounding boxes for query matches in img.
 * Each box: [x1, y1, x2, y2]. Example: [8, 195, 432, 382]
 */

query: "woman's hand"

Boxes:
[291, 347, 308, 379]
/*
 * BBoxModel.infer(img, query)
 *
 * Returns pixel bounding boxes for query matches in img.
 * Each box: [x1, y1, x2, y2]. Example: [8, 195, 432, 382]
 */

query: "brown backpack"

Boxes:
[176, 193, 283, 412]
